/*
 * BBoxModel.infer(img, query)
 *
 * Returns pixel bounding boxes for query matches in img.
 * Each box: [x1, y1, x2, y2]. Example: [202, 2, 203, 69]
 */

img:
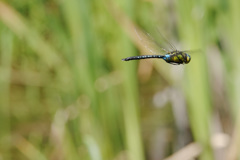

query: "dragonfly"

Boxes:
[122, 29, 192, 65]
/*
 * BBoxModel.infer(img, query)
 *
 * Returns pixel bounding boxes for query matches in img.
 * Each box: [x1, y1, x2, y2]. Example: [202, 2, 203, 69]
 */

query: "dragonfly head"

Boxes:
[185, 53, 191, 64]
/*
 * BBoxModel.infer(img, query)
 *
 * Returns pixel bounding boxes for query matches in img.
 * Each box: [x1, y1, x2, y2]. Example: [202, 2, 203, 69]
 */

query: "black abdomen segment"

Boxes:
[122, 55, 164, 61]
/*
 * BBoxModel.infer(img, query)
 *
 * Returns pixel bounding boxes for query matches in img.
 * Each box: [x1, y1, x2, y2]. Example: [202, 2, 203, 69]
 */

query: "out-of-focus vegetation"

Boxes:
[0, 0, 239, 160]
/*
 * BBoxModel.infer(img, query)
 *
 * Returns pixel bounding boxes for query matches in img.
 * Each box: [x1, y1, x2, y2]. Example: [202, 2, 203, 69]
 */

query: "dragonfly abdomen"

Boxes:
[122, 55, 164, 61]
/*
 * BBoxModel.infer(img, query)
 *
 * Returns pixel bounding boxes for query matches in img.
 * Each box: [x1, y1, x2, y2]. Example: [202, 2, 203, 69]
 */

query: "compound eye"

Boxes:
[187, 55, 191, 63]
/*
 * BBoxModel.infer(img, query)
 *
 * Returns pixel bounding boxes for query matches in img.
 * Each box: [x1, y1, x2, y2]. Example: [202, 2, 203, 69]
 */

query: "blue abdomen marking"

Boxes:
[163, 54, 170, 60]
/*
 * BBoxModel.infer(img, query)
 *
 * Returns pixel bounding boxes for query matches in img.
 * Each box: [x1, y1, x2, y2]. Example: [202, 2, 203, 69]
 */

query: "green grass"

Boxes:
[0, 0, 239, 160]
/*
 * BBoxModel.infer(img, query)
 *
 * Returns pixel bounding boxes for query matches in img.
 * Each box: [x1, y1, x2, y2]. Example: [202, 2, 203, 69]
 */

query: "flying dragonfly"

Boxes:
[122, 29, 193, 65]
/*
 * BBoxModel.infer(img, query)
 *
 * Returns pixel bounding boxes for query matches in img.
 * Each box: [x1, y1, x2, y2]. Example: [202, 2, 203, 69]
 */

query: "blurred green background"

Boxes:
[0, 0, 239, 160]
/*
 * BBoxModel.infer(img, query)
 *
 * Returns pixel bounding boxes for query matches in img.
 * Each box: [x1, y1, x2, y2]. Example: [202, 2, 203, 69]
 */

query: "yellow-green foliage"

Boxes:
[0, 0, 239, 160]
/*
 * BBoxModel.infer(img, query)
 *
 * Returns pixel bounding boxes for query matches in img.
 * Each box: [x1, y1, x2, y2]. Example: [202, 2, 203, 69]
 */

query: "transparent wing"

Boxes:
[156, 27, 177, 52]
[181, 49, 202, 54]
[134, 28, 170, 55]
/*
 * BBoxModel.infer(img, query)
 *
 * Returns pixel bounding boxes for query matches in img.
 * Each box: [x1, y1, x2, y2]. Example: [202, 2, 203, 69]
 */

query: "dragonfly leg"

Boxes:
[168, 62, 180, 65]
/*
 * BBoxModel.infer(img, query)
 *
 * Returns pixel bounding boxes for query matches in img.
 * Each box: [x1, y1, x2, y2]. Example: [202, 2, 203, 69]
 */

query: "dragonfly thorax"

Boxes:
[163, 51, 191, 65]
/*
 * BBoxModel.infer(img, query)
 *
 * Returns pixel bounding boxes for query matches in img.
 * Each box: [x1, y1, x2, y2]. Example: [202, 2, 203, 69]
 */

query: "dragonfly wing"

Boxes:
[156, 27, 177, 52]
[134, 28, 170, 55]
[181, 49, 202, 54]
